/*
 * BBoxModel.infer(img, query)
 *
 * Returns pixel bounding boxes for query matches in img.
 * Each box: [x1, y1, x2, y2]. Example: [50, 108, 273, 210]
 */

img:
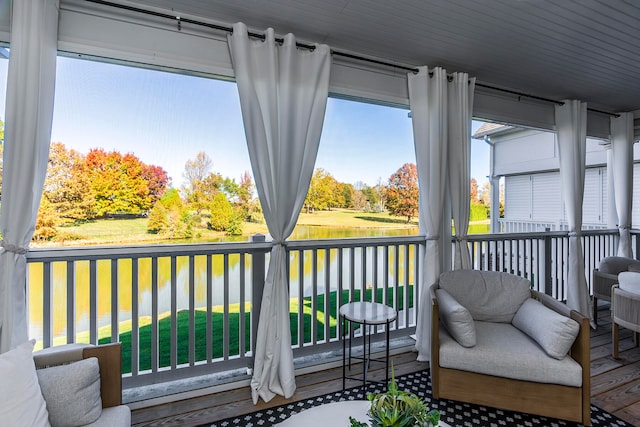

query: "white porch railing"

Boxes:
[25, 229, 635, 389]
[26, 235, 422, 388]
[499, 219, 609, 233]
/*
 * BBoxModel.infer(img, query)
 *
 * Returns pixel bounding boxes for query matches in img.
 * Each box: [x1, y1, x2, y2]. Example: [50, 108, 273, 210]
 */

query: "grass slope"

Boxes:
[98, 285, 414, 374]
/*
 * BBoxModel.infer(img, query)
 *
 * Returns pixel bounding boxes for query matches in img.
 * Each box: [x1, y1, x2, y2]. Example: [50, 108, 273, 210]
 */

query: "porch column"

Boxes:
[486, 136, 500, 233]
[490, 176, 501, 233]
[610, 112, 635, 258]
[605, 144, 618, 229]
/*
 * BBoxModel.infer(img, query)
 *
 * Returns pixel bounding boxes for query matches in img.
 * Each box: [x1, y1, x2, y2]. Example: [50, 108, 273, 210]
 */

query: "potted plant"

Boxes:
[348, 374, 440, 427]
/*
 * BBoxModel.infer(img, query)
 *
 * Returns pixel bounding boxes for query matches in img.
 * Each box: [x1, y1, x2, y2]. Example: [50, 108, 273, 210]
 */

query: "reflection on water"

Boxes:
[28, 225, 437, 341]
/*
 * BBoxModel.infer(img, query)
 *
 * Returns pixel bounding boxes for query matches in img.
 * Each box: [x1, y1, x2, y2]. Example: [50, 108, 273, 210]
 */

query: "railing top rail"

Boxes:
[26, 227, 632, 263]
[286, 235, 426, 250]
[26, 240, 273, 262]
[463, 228, 628, 242]
[25, 235, 426, 262]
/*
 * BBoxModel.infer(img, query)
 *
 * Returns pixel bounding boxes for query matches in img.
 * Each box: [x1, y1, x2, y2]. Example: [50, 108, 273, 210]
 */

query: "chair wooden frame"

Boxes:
[430, 285, 591, 426]
[593, 268, 619, 325]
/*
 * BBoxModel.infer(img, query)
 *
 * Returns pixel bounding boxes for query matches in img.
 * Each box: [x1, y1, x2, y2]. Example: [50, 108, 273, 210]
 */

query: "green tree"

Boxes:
[232, 171, 257, 220]
[361, 185, 379, 211]
[384, 163, 419, 222]
[339, 183, 355, 208]
[208, 192, 234, 231]
[147, 188, 194, 238]
[305, 168, 338, 212]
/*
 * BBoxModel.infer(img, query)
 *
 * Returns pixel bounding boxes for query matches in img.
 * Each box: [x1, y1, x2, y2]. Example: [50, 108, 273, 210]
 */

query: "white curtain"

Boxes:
[0, 0, 59, 353]
[610, 112, 634, 258]
[228, 22, 331, 403]
[448, 73, 475, 270]
[409, 67, 448, 362]
[555, 100, 592, 322]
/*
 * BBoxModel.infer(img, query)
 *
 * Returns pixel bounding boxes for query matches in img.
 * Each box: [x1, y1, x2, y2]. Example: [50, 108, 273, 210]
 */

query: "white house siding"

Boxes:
[532, 172, 561, 223]
[583, 168, 605, 225]
[504, 167, 608, 231]
[505, 175, 531, 221]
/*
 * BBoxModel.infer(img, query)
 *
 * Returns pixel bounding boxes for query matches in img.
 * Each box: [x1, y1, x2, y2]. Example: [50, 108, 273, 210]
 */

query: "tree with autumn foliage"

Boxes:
[42, 142, 93, 222]
[85, 149, 168, 217]
[385, 163, 419, 222]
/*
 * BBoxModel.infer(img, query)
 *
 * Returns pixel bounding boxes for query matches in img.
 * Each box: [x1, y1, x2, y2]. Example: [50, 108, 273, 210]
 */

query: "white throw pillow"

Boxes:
[512, 298, 579, 360]
[0, 340, 51, 427]
[618, 271, 640, 295]
[37, 357, 102, 427]
[436, 288, 476, 347]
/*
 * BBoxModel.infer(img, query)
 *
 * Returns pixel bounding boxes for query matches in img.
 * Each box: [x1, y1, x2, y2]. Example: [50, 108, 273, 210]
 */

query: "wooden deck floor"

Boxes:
[132, 304, 640, 427]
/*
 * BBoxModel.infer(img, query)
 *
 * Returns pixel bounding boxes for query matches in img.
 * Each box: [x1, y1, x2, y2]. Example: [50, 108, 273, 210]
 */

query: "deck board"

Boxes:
[132, 304, 640, 426]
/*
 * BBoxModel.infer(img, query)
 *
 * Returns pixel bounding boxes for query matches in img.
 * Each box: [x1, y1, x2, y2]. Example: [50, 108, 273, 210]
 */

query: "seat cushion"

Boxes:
[619, 271, 640, 294]
[439, 321, 582, 387]
[436, 289, 476, 347]
[439, 270, 531, 322]
[85, 406, 131, 427]
[512, 298, 579, 359]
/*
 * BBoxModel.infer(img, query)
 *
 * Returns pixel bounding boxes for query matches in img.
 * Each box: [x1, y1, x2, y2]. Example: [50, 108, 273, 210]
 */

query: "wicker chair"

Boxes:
[612, 272, 640, 358]
[592, 256, 640, 325]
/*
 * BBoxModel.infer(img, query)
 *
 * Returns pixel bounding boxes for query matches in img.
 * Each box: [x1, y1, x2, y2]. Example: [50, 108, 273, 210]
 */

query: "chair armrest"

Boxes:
[83, 343, 123, 408]
[531, 291, 590, 387]
[593, 269, 621, 300]
[33, 343, 90, 368]
[612, 285, 640, 329]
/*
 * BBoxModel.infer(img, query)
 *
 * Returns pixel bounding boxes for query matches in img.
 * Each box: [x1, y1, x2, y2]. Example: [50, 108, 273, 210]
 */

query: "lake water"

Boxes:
[28, 225, 426, 341]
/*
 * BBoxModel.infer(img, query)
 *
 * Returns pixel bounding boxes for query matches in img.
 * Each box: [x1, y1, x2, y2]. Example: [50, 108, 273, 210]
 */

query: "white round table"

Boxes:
[340, 301, 397, 389]
[274, 400, 449, 426]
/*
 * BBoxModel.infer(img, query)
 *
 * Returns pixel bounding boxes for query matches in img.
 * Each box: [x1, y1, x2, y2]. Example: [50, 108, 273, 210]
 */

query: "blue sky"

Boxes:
[0, 55, 489, 189]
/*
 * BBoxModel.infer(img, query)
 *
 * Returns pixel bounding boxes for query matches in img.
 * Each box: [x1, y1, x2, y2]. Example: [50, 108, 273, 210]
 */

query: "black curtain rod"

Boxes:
[86, 0, 618, 117]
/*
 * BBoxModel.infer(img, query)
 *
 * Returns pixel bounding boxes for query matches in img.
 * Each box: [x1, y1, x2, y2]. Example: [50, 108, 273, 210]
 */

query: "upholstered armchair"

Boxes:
[431, 270, 590, 425]
[592, 256, 640, 324]
[612, 272, 640, 358]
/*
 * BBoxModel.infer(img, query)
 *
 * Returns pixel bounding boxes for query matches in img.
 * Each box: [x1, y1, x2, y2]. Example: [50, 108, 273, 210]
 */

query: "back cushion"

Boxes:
[599, 256, 640, 275]
[439, 270, 531, 322]
[36, 357, 102, 427]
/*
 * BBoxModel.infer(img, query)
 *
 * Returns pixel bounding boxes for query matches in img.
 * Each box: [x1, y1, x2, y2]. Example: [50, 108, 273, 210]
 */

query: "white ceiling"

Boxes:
[125, 0, 640, 113]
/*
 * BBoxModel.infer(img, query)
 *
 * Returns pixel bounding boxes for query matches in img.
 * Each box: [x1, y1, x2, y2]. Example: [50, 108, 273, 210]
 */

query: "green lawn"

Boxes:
[98, 285, 414, 374]
[36, 209, 490, 247]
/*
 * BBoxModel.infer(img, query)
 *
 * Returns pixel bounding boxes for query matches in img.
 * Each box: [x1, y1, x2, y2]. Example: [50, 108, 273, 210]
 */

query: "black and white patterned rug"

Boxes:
[205, 370, 631, 427]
